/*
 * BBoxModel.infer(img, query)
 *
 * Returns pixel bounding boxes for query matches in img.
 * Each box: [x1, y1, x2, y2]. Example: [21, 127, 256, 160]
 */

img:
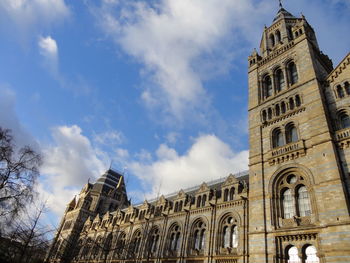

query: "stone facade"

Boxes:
[47, 7, 350, 263]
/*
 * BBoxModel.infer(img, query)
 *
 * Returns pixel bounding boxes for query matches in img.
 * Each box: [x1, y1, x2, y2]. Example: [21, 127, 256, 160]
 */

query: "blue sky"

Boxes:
[0, 0, 349, 225]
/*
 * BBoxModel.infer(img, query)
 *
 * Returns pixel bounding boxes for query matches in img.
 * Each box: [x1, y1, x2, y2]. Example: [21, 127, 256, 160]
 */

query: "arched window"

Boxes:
[167, 225, 181, 256]
[295, 95, 301, 107]
[130, 230, 142, 257]
[262, 110, 267, 122]
[174, 202, 178, 212]
[288, 62, 298, 85]
[270, 34, 275, 47]
[282, 188, 295, 219]
[192, 220, 206, 251]
[287, 26, 293, 40]
[276, 30, 281, 43]
[202, 195, 207, 207]
[345, 82, 350, 95]
[196, 196, 202, 208]
[289, 97, 295, 110]
[272, 128, 284, 148]
[224, 189, 229, 202]
[337, 85, 345, 98]
[146, 228, 160, 255]
[297, 186, 312, 217]
[304, 245, 320, 263]
[229, 187, 234, 200]
[264, 75, 273, 98]
[339, 112, 350, 129]
[281, 101, 286, 114]
[219, 216, 238, 249]
[268, 108, 273, 120]
[275, 104, 280, 116]
[179, 201, 183, 211]
[286, 123, 298, 144]
[287, 246, 301, 263]
[275, 68, 285, 92]
[115, 233, 126, 256]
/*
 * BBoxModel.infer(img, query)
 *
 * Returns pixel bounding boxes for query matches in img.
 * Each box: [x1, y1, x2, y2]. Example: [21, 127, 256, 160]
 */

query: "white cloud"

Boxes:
[39, 36, 58, 59]
[128, 135, 248, 198]
[95, 0, 272, 121]
[0, 0, 69, 38]
[40, 125, 108, 214]
[93, 130, 124, 146]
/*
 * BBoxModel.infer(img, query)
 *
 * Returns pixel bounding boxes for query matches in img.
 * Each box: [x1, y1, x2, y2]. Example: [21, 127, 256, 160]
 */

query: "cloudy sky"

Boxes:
[0, 0, 349, 225]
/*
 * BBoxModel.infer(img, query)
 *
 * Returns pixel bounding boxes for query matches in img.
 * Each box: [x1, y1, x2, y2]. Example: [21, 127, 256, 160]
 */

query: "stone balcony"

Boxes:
[267, 140, 306, 166]
[335, 127, 350, 148]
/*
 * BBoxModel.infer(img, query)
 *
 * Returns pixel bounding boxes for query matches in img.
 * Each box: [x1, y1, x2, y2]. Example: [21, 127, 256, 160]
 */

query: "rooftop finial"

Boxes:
[279, 0, 283, 8]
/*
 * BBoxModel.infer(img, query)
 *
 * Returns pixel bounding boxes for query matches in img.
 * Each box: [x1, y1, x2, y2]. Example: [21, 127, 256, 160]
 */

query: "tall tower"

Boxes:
[248, 5, 350, 263]
[47, 169, 129, 263]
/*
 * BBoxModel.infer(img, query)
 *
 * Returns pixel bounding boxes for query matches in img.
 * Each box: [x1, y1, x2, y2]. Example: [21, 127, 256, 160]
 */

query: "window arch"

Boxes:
[287, 26, 293, 40]
[229, 187, 235, 201]
[275, 68, 285, 92]
[275, 104, 280, 116]
[263, 75, 273, 98]
[270, 34, 275, 47]
[179, 200, 183, 211]
[297, 186, 312, 217]
[337, 85, 345, 98]
[174, 202, 178, 212]
[282, 188, 295, 219]
[345, 82, 350, 95]
[288, 62, 298, 85]
[202, 195, 207, 207]
[223, 188, 229, 202]
[289, 97, 295, 110]
[262, 110, 267, 122]
[281, 101, 286, 114]
[196, 196, 202, 208]
[114, 232, 126, 257]
[129, 230, 142, 257]
[167, 224, 181, 256]
[286, 123, 298, 144]
[276, 30, 281, 43]
[272, 128, 284, 148]
[191, 220, 206, 252]
[295, 95, 301, 107]
[268, 108, 273, 120]
[339, 111, 350, 129]
[146, 227, 160, 256]
[219, 215, 239, 250]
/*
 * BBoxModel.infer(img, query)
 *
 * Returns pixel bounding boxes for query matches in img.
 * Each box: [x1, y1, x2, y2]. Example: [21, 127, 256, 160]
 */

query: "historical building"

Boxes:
[47, 5, 350, 263]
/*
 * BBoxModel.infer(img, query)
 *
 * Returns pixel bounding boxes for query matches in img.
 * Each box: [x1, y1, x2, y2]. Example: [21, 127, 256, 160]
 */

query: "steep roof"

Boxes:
[273, 7, 296, 22]
[91, 169, 124, 194]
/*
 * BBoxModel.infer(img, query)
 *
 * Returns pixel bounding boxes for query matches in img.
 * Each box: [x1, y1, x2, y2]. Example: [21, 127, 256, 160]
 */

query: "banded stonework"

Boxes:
[47, 6, 350, 263]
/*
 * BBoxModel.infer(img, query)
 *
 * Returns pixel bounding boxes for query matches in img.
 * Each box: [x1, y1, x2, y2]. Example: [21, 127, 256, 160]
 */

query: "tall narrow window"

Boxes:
[282, 188, 295, 219]
[289, 98, 295, 110]
[197, 196, 201, 208]
[337, 85, 345, 98]
[281, 102, 286, 114]
[275, 104, 280, 116]
[268, 108, 273, 119]
[168, 225, 181, 253]
[262, 110, 267, 122]
[345, 82, 350, 95]
[297, 186, 312, 217]
[194, 230, 199, 250]
[270, 34, 275, 47]
[288, 62, 298, 85]
[224, 189, 229, 202]
[264, 75, 273, 98]
[295, 95, 301, 107]
[229, 187, 234, 200]
[286, 124, 298, 143]
[202, 195, 206, 207]
[179, 201, 183, 211]
[174, 202, 178, 212]
[192, 221, 206, 252]
[273, 129, 284, 148]
[287, 26, 293, 40]
[276, 30, 281, 43]
[223, 226, 230, 248]
[339, 112, 350, 129]
[276, 69, 285, 92]
[231, 226, 238, 248]
[200, 229, 206, 250]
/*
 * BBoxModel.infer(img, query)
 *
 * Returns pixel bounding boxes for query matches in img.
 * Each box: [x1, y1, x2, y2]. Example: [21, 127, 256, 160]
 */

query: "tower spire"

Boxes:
[279, 0, 283, 8]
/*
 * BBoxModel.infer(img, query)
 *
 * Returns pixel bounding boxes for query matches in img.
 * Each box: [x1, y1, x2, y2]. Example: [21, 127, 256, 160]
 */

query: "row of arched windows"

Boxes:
[262, 94, 301, 122]
[262, 61, 298, 99]
[269, 30, 282, 48]
[196, 194, 207, 208]
[74, 215, 240, 261]
[335, 81, 350, 99]
[272, 123, 299, 148]
[223, 187, 235, 202]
